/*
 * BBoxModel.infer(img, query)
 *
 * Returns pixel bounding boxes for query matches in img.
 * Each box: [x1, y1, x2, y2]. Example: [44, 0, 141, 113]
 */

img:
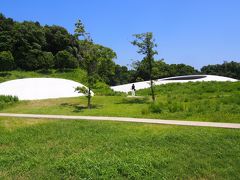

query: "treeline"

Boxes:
[0, 13, 239, 86]
[0, 13, 79, 70]
[0, 13, 117, 84]
[124, 60, 240, 83]
[201, 61, 240, 80]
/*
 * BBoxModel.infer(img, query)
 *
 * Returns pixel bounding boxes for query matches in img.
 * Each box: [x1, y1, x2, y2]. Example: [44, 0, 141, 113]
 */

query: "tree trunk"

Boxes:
[87, 87, 91, 109]
[148, 55, 155, 102]
[150, 78, 155, 102]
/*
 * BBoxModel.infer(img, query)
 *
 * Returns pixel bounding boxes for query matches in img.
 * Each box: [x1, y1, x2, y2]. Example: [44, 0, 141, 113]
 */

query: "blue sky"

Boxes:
[1, 0, 240, 69]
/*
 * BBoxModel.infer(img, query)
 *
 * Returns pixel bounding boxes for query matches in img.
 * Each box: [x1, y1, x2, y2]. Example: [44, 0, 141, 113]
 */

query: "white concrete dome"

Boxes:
[111, 75, 238, 93]
[0, 78, 93, 100]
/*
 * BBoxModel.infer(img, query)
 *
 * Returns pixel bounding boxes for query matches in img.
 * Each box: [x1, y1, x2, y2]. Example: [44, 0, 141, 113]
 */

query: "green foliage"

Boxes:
[110, 65, 134, 85]
[18, 49, 54, 70]
[0, 95, 18, 109]
[75, 22, 98, 108]
[0, 14, 15, 52]
[132, 32, 158, 102]
[41, 51, 54, 69]
[95, 44, 117, 83]
[131, 59, 198, 82]
[13, 21, 46, 63]
[75, 86, 89, 96]
[0, 51, 15, 71]
[44, 25, 74, 55]
[54, 50, 79, 69]
[74, 19, 89, 40]
[0, 13, 117, 77]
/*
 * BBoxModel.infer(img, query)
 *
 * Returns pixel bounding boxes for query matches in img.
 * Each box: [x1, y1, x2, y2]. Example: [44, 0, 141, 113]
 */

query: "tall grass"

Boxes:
[137, 81, 240, 96]
[0, 95, 19, 109]
[138, 81, 240, 119]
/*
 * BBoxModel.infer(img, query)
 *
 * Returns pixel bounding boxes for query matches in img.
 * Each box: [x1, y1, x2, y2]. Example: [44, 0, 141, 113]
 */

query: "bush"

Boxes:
[0, 51, 15, 71]
[148, 103, 163, 114]
[54, 50, 79, 69]
[0, 95, 19, 109]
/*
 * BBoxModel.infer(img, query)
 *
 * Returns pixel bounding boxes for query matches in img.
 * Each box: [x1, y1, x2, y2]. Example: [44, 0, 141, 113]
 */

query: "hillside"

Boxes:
[0, 69, 87, 84]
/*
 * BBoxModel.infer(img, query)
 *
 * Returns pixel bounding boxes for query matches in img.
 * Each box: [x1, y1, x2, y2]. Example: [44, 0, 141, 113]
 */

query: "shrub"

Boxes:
[0, 51, 15, 71]
[0, 95, 19, 109]
[148, 103, 163, 114]
[54, 50, 79, 69]
[141, 107, 149, 115]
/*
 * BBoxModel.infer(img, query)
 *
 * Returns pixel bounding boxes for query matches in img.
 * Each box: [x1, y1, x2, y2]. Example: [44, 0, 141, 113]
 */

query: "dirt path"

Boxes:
[0, 113, 240, 129]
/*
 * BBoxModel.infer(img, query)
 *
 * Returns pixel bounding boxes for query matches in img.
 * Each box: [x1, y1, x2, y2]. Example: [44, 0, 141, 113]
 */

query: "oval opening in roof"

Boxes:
[162, 75, 207, 81]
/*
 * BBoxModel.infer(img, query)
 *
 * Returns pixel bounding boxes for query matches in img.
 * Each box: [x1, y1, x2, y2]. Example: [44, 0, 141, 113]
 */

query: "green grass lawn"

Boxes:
[0, 117, 239, 179]
[1, 93, 240, 123]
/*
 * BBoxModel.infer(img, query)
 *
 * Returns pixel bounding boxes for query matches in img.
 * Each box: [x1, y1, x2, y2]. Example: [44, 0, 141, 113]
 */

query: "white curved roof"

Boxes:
[0, 78, 93, 100]
[111, 75, 238, 93]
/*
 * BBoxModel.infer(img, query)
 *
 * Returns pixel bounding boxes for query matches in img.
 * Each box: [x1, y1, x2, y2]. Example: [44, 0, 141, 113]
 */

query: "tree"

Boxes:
[39, 51, 54, 70]
[0, 51, 15, 71]
[0, 14, 15, 52]
[74, 19, 96, 109]
[11, 21, 47, 69]
[44, 25, 73, 55]
[54, 50, 79, 70]
[94, 44, 116, 84]
[109, 65, 132, 85]
[131, 32, 158, 102]
[17, 49, 54, 70]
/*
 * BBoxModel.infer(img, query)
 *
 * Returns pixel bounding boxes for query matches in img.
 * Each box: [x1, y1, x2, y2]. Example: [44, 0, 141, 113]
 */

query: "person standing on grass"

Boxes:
[131, 84, 136, 96]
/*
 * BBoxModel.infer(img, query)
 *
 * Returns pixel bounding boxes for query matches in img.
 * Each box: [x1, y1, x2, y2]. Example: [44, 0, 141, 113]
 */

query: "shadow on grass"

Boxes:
[60, 103, 103, 112]
[116, 97, 150, 104]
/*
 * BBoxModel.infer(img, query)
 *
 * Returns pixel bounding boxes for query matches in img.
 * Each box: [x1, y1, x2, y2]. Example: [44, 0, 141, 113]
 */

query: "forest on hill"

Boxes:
[0, 13, 239, 86]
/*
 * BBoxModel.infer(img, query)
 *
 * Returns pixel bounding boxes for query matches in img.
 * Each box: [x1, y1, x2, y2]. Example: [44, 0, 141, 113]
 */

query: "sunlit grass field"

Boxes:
[1, 81, 240, 179]
[0, 117, 239, 179]
[1, 81, 240, 123]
